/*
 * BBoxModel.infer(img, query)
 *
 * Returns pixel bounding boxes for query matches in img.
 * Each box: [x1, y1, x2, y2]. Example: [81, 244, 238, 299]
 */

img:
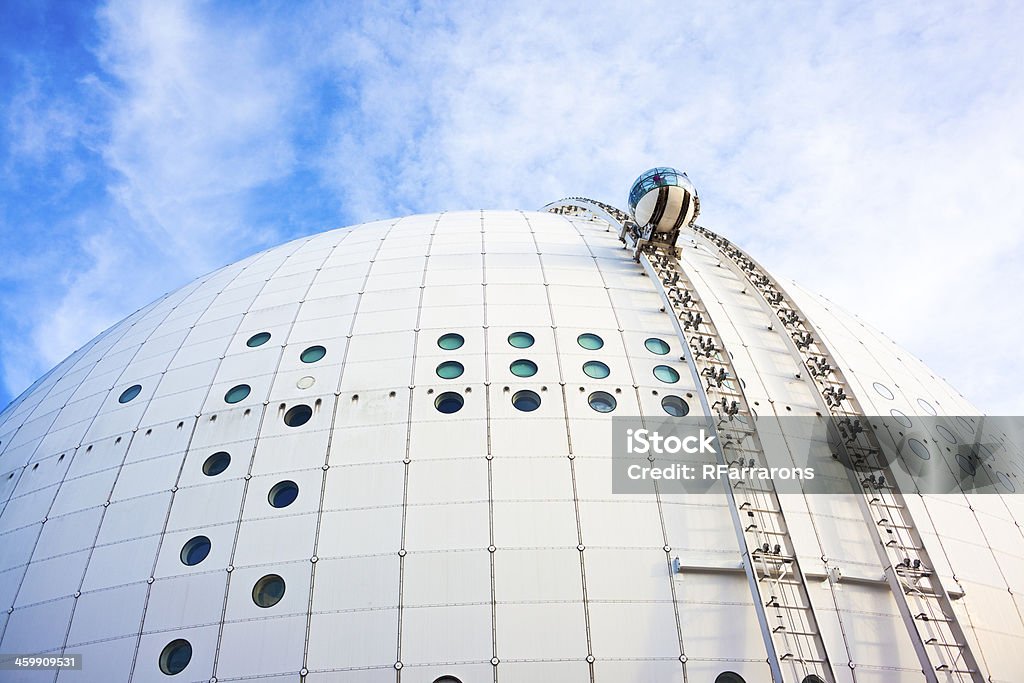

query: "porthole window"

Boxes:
[283, 404, 312, 427]
[956, 454, 976, 476]
[435, 392, 464, 414]
[436, 361, 465, 379]
[507, 331, 535, 349]
[224, 384, 251, 404]
[588, 391, 617, 413]
[180, 536, 211, 566]
[653, 365, 680, 383]
[645, 337, 671, 355]
[432, 677, 463, 683]
[802, 676, 827, 683]
[715, 673, 746, 683]
[159, 639, 192, 675]
[936, 425, 957, 444]
[662, 395, 690, 417]
[269, 480, 299, 508]
[202, 452, 231, 476]
[510, 359, 538, 377]
[583, 361, 610, 379]
[512, 390, 541, 412]
[890, 408, 912, 428]
[246, 332, 271, 348]
[998, 472, 1015, 492]
[252, 574, 286, 608]
[577, 333, 604, 350]
[908, 438, 931, 460]
[119, 384, 142, 404]
[873, 382, 895, 400]
[300, 345, 327, 363]
[437, 333, 464, 350]
[917, 398, 937, 415]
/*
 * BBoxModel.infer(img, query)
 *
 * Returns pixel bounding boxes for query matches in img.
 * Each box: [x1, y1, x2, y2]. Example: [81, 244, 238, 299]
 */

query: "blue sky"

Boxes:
[1, 1, 1022, 414]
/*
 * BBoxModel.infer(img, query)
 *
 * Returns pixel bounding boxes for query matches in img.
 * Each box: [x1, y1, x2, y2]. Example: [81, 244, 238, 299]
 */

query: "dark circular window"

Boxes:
[588, 391, 616, 413]
[435, 392, 464, 414]
[583, 361, 610, 379]
[269, 480, 299, 508]
[432, 677, 463, 683]
[662, 395, 690, 417]
[802, 676, 827, 683]
[917, 398, 937, 415]
[119, 384, 142, 404]
[956, 454, 976, 476]
[645, 338, 671, 355]
[956, 416, 975, 434]
[510, 359, 538, 377]
[437, 333, 464, 350]
[512, 390, 541, 412]
[246, 332, 271, 348]
[873, 382, 895, 400]
[180, 536, 211, 566]
[284, 404, 313, 427]
[507, 331, 535, 349]
[653, 365, 680, 383]
[224, 384, 251, 404]
[715, 673, 746, 683]
[890, 409, 912, 428]
[300, 345, 327, 363]
[202, 452, 231, 476]
[436, 361, 465, 379]
[159, 639, 192, 675]
[936, 425, 957, 444]
[998, 471, 1015, 492]
[252, 574, 286, 608]
[908, 438, 931, 460]
[577, 333, 604, 350]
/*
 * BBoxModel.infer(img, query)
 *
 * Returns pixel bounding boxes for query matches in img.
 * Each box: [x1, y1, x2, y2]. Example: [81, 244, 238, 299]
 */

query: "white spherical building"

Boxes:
[0, 175, 1021, 683]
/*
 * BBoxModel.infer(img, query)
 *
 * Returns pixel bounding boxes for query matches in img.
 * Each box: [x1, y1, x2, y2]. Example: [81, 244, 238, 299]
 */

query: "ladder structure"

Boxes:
[547, 198, 835, 683]
[688, 224, 985, 683]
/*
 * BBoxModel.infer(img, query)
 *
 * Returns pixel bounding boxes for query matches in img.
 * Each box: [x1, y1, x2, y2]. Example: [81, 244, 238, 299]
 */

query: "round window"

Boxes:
[507, 331, 535, 349]
[512, 390, 541, 412]
[645, 338, 671, 355]
[252, 574, 286, 608]
[873, 382, 895, 400]
[159, 639, 192, 675]
[269, 480, 299, 508]
[300, 345, 327, 363]
[588, 391, 617, 413]
[437, 333, 464, 350]
[998, 472, 1015, 492]
[577, 333, 604, 350]
[908, 438, 931, 460]
[715, 673, 746, 683]
[917, 398, 937, 415]
[435, 392, 464, 414]
[661, 395, 690, 417]
[583, 361, 610, 379]
[936, 425, 957, 444]
[224, 384, 251, 404]
[180, 536, 211, 566]
[436, 361, 465, 379]
[118, 384, 142, 404]
[890, 409, 912, 428]
[284, 404, 312, 427]
[202, 452, 230, 477]
[653, 365, 680, 383]
[246, 332, 271, 348]
[956, 454, 976, 476]
[510, 359, 538, 377]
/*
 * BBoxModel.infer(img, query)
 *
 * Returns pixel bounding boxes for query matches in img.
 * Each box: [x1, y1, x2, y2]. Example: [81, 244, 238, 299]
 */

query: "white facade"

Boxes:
[0, 207, 1020, 683]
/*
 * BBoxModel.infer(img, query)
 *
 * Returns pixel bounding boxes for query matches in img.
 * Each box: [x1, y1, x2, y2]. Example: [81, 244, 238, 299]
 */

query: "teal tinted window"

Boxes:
[583, 361, 610, 379]
[512, 390, 541, 412]
[247, 332, 271, 348]
[435, 392, 464, 413]
[159, 639, 192, 675]
[180, 536, 211, 566]
[224, 384, 251, 404]
[577, 333, 604, 350]
[645, 338, 671, 355]
[588, 391, 617, 413]
[510, 359, 538, 377]
[436, 361, 465, 379]
[118, 384, 142, 404]
[438, 333, 464, 350]
[300, 345, 327, 363]
[653, 365, 680, 383]
[661, 395, 689, 417]
[507, 331, 535, 349]
[269, 480, 299, 508]
[252, 574, 286, 608]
